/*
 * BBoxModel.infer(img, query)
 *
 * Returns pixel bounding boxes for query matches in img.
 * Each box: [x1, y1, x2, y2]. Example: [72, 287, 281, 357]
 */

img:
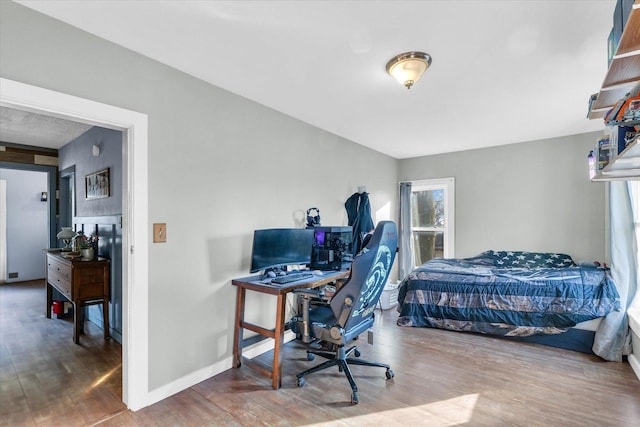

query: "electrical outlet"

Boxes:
[153, 223, 167, 243]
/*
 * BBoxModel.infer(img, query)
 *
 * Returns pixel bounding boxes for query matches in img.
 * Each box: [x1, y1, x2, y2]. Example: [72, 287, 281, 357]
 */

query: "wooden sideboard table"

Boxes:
[45, 252, 110, 344]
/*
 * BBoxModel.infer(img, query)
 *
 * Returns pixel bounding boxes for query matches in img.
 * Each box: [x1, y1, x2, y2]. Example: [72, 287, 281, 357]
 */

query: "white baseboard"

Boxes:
[140, 330, 296, 410]
[629, 353, 640, 381]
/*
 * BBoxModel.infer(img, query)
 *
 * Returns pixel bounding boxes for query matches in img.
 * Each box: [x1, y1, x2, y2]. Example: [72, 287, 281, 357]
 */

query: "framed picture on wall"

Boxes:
[85, 168, 110, 200]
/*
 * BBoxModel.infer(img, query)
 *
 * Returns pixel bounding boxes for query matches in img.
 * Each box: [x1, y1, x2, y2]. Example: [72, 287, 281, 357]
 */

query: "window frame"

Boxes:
[410, 177, 455, 265]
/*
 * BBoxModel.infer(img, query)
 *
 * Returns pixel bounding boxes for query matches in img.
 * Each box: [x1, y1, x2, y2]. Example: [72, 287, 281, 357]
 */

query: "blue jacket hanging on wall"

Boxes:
[345, 191, 374, 254]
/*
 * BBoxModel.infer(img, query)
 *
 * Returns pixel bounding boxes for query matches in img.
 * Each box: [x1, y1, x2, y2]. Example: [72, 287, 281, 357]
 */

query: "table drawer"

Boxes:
[78, 283, 105, 300]
[77, 269, 106, 286]
[74, 266, 108, 300]
[47, 257, 71, 281]
[47, 257, 72, 297]
[48, 268, 72, 298]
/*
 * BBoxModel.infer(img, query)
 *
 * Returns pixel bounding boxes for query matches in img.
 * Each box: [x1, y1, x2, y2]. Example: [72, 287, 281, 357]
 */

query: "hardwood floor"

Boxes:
[0, 280, 123, 426]
[2, 280, 639, 426]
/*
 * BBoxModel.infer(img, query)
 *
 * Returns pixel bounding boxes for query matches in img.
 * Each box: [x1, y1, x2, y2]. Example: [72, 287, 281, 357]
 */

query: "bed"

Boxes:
[396, 250, 621, 354]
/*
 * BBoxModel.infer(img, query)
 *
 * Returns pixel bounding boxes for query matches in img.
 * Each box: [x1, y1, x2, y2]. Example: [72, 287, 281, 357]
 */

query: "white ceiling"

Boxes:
[10, 0, 613, 158]
[0, 106, 93, 149]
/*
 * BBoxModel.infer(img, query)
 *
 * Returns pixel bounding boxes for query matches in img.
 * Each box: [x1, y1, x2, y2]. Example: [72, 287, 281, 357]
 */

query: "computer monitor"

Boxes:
[250, 228, 314, 273]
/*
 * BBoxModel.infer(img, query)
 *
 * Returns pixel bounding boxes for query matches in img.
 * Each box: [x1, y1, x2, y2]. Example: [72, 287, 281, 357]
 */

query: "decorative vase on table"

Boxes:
[80, 247, 94, 260]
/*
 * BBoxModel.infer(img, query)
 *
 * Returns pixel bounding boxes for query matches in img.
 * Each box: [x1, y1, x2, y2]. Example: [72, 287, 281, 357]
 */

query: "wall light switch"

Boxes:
[153, 223, 167, 243]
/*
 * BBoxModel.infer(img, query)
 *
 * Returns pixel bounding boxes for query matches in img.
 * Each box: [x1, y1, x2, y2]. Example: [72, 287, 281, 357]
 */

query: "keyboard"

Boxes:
[271, 273, 314, 284]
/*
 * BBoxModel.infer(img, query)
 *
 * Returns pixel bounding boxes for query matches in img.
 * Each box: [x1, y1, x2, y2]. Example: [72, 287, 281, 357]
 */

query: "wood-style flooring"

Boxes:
[1, 280, 639, 426]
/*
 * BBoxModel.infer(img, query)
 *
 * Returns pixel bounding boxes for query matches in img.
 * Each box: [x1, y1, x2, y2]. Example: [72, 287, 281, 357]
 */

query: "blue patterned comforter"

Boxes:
[396, 252, 621, 337]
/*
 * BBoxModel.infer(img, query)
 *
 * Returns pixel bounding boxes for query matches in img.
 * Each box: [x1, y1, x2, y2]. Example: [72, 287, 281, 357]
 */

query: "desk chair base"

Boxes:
[295, 344, 394, 404]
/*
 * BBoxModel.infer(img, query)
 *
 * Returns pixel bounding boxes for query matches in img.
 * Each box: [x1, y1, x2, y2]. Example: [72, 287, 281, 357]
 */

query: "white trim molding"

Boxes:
[0, 179, 6, 284]
[0, 78, 150, 410]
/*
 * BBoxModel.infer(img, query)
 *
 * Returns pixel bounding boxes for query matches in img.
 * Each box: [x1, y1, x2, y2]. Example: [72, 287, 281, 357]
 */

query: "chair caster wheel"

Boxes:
[307, 353, 315, 361]
[297, 377, 305, 387]
[354, 349, 361, 357]
[385, 369, 394, 380]
[351, 392, 359, 404]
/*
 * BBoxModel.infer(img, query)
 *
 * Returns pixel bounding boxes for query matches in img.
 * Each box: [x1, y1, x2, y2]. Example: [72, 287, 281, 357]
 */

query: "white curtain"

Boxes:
[398, 182, 415, 280]
[629, 181, 640, 310]
[593, 181, 638, 361]
[0, 180, 6, 284]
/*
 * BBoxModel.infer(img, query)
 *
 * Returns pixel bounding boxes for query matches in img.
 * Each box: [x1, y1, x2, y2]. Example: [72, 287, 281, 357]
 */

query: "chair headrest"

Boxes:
[361, 221, 397, 254]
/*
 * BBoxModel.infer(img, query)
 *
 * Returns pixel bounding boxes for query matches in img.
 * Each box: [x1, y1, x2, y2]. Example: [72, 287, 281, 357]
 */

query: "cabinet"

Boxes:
[589, 1, 640, 181]
[45, 252, 110, 344]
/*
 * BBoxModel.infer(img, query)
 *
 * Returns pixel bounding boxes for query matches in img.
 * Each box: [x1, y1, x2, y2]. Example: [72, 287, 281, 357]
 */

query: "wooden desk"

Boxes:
[45, 252, 110, 344]
[232, 270, 349, 389]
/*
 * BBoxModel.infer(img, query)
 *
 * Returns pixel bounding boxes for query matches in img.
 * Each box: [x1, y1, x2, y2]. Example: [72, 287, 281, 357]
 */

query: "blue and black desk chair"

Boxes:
[290, 220, 398, 404]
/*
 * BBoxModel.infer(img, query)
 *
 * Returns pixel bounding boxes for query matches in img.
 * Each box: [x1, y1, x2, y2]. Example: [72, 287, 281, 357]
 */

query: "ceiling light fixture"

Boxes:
[386, 51, 432, 89]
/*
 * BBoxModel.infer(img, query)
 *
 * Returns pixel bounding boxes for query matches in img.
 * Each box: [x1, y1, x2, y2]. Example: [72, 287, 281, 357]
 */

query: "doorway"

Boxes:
[0, 77, 149, 410]
[0, 167, 53, 282]
[59, 166, 75, 228]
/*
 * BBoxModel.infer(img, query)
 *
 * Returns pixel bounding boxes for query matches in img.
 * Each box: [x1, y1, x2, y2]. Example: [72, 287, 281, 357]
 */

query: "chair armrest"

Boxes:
[336, 295, 354, 327]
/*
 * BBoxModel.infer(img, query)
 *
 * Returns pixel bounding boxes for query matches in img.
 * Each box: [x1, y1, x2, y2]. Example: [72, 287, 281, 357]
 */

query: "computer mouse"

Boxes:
[266, 271, 276, 278]
[312, 270, 323, 276]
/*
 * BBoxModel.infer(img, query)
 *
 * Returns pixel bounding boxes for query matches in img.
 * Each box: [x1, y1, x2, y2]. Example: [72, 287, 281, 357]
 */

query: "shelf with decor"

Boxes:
[591, 135, 640, 181]
[588, 1, 640, 119]
[588, 0, 640, 181]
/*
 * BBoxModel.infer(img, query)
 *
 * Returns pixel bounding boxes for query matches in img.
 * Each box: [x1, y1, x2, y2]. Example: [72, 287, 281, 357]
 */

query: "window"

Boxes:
[410, 178, 454, 266]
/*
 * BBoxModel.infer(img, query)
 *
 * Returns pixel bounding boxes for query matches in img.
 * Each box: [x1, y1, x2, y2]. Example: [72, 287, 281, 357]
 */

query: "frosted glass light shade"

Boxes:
[57, 227, 76, 240]
[57, 227, 76, 250]
[386, 51, 432, 89]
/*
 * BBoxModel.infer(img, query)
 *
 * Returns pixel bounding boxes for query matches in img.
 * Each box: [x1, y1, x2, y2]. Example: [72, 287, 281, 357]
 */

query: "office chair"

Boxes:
[290, 220, 397, 404]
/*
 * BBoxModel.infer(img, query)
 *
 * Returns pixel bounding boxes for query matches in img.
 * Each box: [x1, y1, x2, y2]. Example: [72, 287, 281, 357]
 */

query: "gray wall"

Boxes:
[0, 168, 48, 282]
[0, 2, 398, 391]
[59, 126, 123, 216]
[399, 132, 606, 263]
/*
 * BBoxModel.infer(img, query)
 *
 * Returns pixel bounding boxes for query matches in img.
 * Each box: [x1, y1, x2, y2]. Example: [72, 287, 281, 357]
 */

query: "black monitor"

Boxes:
[250, 228, 314, 273]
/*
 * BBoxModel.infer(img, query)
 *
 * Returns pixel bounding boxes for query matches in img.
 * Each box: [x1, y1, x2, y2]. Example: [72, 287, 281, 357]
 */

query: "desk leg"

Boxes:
[46, 283, 52, 319]
[72, 301, 80, 344]
[233, 287, 246, 368]
[272, 293, 286, 389]
[103, 299, 110, 340]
